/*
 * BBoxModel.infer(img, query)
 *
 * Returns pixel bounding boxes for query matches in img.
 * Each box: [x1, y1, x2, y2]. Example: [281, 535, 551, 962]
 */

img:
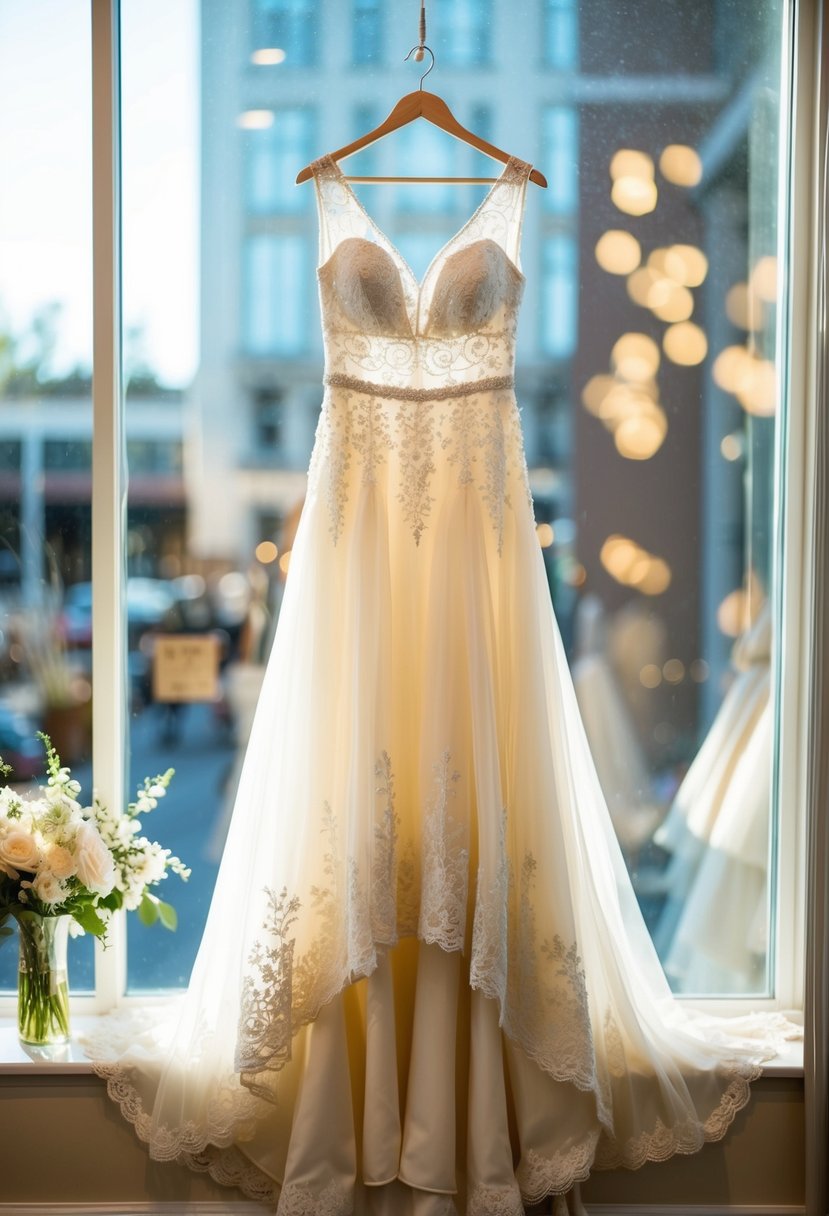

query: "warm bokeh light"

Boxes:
[663, 658, 685, 684]
[600, 535, 640, 581]
[717, 588, 752, 637]
[595, 229, 641, 275]
[611, 175, 658, 216]
[611, 332, 660, 381]
[639, 663, 662, 689]
[279, 550, 292, 575]
[659, 144, 703, 187]
[596, 383, 652, 428]
[637, 558, 671, 596]
[581, 373, 617, 416]
[647, 246, 688, 282]
[237, 109, 274, 129]
[614, 405, 668, 460]
[690, 659, 710, 683]
[255, 540, 279, 564]
[726, 281, 762, 331]
[600, 535, 671, 594]
[750, 255, 778, 303]
[712, 344, 753, 393]
[666, 244, 708, 287]
[627, 266, 661, 307]
[649, 281, 694, 323]
[736, 357, 777, 416]
[720, 433, 743, 461]
[536, 522, 555, 548]
[251, 47, 287, 65]
[663, 321, 707, 366]
[610, 149, 654, 180]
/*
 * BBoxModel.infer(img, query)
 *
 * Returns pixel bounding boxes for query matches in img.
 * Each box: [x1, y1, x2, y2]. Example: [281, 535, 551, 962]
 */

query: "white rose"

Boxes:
[45, 844, 77, 880]
[0, 829, 41, 873]
[74, 822, 116, 897]
[32, 869, 67, 906]
[0, 857, 19, 881]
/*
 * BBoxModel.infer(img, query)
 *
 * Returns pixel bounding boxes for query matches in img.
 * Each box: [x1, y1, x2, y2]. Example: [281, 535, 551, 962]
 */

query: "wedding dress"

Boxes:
[654, 606, 772, 991]
[89, 156, 794, 1215]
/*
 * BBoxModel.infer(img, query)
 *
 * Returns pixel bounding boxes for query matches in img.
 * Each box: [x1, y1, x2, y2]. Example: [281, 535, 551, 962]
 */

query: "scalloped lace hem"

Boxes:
[91, 1017, 766, 1212]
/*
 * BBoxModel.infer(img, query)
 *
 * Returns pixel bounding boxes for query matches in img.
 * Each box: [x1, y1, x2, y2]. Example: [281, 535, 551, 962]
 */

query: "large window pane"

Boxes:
[252, 0, 317, 67]
[245, 108, 314, 214]
[120, 0, 790, 1001]
[0, 0, 94, 993]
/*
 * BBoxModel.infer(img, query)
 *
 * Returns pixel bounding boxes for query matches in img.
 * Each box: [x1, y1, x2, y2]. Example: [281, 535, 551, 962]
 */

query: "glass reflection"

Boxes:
[0, 0, 777, 997]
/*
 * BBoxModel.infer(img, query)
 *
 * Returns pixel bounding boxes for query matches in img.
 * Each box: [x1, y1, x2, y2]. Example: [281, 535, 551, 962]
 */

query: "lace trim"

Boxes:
[324, 371, 515, 401]
[419, 750, 469, 951]
[516, 1140, 599, 1203]
[591, 1067, 762, 1171]
[312, 381, 523, 550]
[468, 1183, 524, 1215]
[277, 1179, 353, 1215]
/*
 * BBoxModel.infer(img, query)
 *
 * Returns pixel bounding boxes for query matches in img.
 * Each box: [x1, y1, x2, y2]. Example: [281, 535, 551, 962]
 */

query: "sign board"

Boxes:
[152, 634, 221, 703]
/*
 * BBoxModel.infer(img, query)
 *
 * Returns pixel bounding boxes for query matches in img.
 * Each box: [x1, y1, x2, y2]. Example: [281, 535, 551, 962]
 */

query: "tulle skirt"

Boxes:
[88, 386, 793, 1213]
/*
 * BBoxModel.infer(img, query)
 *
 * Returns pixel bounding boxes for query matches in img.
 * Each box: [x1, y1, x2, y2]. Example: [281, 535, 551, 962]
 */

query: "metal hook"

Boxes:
[404, 44, 435, 90]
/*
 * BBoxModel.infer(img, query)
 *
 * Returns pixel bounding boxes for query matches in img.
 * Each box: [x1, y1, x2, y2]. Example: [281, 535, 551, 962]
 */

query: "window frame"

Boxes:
[0, 0, 821, 1068]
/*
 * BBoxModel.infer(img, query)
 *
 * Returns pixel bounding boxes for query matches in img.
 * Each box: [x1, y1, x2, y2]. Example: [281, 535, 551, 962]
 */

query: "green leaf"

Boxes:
[138, 894, 158, 927]
[99, 890, 123, 912]
[72, 905, 107, 937]
[156, 900, 177, 932]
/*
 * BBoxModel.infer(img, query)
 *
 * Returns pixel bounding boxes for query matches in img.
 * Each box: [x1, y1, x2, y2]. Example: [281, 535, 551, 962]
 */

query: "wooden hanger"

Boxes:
[296, 36, 547, 188]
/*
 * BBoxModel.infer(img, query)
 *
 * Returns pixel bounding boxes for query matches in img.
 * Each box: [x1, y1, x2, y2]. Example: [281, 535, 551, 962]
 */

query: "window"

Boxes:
[440, 0, 491, 67]
[243, 235, 308, 355]
[245, 107, 314, 214]
[252, 386, 284, 449]
[353, 0, 382, 66]
[252, 0, 316, 67]
[0, 0, 813, 1022]
[0, 0, 95, 995]
[540, 235, 578, 357]
[543, 0, 578, 69]
[394, 121, 457, 214]
[542, 106, 579, 214]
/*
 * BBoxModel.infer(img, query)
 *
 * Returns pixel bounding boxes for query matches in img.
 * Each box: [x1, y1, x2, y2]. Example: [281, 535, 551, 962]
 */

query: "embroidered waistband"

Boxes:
[323, 372, 515, 402]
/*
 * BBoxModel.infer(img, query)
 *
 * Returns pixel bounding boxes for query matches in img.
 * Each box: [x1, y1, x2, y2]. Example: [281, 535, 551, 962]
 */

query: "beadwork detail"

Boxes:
[323, 371, 515, 401]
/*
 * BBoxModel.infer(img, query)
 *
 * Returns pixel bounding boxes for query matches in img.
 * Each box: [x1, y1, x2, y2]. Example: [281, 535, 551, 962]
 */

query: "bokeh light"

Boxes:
[611, 332, 661, 381]
[663, 321, 708, 366]
[595, 229, 641, 275]
[612, 175, 658, 216]
[659, 144, 703, 187]
[610, 149, 655, 180]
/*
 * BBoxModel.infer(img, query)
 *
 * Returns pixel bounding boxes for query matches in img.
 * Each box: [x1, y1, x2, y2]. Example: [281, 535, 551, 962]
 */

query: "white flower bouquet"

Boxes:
[0, 734, 189, 1046]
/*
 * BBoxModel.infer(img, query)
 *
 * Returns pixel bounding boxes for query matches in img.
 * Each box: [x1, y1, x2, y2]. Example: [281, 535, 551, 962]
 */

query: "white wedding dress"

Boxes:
[90, 156, 794, 1214]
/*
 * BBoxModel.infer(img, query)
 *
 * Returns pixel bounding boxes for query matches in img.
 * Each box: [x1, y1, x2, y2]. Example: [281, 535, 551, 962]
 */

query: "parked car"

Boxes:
[58, 578, 176, 651]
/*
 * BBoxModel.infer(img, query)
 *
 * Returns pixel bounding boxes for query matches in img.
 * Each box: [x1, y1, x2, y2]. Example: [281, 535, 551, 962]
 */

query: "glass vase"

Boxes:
[17, 913, 71, 1048]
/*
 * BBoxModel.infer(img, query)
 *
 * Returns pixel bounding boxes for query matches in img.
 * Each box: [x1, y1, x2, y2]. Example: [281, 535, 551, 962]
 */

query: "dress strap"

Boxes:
[458, 155, 533, 271]
[495, 157, 533, 269]
[310, 153, 399, 268]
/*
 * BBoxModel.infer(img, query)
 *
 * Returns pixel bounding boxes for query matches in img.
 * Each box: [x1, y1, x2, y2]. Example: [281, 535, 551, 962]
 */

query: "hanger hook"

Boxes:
[404, 44, 435, 90]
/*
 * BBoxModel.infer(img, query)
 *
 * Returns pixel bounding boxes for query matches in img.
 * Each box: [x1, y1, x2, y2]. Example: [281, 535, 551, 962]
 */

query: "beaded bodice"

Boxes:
[311, 153, 532, 394]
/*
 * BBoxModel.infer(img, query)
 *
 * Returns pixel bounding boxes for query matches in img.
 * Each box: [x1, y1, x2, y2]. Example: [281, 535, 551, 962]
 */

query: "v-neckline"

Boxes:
[318, 153, 520, 334]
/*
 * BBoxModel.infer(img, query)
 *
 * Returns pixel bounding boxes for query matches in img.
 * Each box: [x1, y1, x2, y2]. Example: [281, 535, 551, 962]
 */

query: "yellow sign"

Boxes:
[152, 634, 220, 703]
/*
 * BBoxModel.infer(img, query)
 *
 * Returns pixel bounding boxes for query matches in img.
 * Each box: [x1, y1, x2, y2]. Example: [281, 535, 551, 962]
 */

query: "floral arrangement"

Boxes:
[0, 733, 190, 940]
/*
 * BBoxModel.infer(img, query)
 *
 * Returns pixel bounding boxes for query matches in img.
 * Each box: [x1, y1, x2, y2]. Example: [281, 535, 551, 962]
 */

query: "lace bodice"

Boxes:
[312, 153, 531, 392]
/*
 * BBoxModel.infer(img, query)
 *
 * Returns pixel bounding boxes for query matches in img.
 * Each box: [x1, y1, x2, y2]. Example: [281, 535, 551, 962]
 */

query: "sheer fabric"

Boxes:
[655, 606, 773, 990]
[88, 157, 796, 1213]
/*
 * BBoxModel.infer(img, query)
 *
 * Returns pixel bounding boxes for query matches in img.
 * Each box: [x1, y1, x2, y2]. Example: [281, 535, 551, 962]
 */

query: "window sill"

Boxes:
[0, 1013, 806, 1078]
